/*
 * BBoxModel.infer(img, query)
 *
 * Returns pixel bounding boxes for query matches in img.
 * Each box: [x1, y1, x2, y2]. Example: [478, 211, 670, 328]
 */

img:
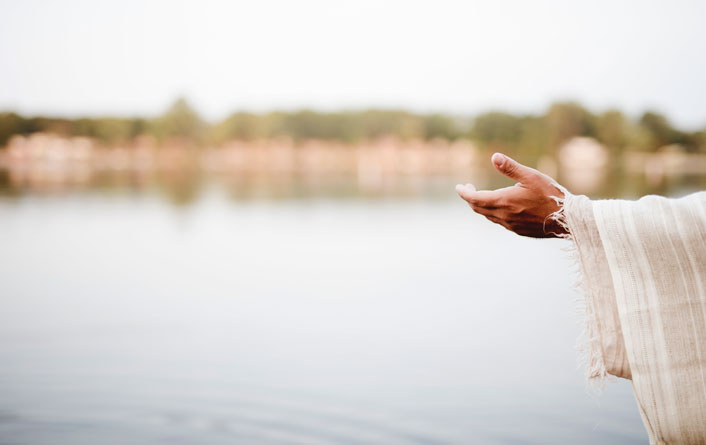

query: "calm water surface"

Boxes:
[0, 192, 647, 444]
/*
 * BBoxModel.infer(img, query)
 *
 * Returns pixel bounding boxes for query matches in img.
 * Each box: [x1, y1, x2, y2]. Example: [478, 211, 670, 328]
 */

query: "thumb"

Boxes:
[491, 153, 536, 183]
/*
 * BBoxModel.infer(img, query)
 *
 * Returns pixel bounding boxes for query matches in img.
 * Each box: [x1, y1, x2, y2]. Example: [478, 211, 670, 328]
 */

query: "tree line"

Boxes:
[1, 98, 704, 159]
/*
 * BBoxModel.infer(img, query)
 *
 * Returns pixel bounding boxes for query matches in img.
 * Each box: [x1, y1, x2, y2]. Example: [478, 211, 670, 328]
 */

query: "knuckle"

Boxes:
[508, 206, 523, 216]
[499, 210, 514, 221]
[471, 198, 488, 208]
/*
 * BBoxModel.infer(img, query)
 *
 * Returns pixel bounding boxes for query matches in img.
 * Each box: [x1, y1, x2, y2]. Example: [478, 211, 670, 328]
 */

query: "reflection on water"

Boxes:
[0, 193, 648, 444]
[2, 134, 706, 204]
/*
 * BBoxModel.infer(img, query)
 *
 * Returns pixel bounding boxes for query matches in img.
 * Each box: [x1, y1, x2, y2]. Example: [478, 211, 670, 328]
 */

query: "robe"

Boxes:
[560, 191, 706, 444]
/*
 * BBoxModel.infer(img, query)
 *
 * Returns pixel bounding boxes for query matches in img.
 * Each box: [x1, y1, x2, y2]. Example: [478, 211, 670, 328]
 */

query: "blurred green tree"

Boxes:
[517, 116, 550, 165]
[636, 111, 695, 152]
[0, 113, 27, 147]
[471, 112, 522, 146]
[638, 111, 672, 150]
[150, 98, 205, 143]
[1, 101, 703, 158]
[595, 110, 628, 155]
[213, 112, 266, 142]
[690, 130, 706, 153]
[545, 102, 595, 149]
[423, 114, 460, 140]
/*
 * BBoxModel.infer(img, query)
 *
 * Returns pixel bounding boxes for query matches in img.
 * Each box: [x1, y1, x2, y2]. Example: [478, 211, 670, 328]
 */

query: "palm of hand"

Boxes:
[456, 153, 567, 238]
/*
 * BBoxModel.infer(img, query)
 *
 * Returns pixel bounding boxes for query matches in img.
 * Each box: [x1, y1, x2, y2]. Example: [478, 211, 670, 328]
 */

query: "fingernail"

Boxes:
[492, 153, 506, 167]
[455, 184, 464, 193]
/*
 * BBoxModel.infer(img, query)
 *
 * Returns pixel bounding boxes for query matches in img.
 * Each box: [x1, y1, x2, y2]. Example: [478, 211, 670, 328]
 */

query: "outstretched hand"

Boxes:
[456, 153, 567, 238]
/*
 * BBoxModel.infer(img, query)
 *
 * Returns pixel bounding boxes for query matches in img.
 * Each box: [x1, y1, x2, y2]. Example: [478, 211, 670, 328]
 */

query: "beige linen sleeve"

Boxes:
[560, 191, 706, 443]
[561, 193, 631, 380]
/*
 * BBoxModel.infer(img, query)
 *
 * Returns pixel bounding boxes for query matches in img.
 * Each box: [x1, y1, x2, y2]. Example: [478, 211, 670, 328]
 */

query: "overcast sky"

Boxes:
[1, 0, 705, 128]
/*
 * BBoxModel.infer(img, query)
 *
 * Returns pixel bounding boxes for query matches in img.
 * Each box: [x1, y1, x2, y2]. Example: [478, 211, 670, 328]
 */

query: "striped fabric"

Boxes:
[563, 191, 706, 444]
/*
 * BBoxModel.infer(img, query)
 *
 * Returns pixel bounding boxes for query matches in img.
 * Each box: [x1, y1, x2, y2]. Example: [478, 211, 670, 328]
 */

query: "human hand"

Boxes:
[455, 153, 567, 238]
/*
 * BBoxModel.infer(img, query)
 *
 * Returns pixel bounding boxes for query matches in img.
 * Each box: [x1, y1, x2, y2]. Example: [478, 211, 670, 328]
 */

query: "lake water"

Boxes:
[0, 191, 648, 444]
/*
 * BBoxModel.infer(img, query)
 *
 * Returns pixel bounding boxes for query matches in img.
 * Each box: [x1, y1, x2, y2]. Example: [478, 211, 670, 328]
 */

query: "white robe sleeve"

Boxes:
[563, 193, 631, 380]
[562, 191, 706, 445]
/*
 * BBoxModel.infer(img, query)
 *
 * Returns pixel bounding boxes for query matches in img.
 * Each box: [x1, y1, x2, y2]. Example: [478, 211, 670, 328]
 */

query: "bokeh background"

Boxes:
[1, 0, 706, 443]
